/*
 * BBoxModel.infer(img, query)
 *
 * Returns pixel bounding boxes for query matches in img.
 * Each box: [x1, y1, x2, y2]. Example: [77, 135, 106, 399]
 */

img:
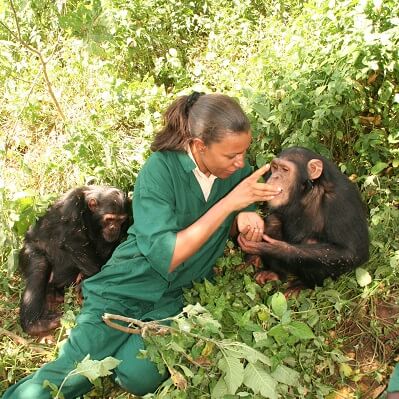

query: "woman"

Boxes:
[3, 92, 281, 399]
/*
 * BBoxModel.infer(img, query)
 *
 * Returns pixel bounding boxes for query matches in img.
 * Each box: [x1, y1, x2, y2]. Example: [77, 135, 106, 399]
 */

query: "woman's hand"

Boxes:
[237, 212, 264, 242]
[224, 164, 282, 212]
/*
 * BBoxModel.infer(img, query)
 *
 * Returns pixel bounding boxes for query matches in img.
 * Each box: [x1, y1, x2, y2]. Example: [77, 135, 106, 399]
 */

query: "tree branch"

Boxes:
[7, 0, 66, 121]
[0, 326, 47, 354]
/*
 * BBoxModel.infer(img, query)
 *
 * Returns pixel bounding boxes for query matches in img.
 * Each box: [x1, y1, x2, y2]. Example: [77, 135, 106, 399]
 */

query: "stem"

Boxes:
[54, 369, 75, 399]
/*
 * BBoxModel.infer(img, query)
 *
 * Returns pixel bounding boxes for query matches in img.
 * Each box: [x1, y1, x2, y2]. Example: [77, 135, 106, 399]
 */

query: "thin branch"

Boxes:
[0, 326, 47, 354]
[7, 0, 66, 121]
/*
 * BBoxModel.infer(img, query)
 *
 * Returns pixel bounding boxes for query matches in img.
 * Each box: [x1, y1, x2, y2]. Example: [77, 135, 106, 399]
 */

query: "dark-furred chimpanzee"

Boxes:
[19, 185, 131, 335]
[238, 146, 369, 288]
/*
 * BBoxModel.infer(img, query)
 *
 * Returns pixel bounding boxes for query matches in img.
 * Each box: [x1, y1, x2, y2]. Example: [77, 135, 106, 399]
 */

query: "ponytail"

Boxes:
[151, 95, 193, 152]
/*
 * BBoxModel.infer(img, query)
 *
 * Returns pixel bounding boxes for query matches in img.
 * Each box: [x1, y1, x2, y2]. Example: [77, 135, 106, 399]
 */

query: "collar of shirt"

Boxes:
[186, 146, 217, 201]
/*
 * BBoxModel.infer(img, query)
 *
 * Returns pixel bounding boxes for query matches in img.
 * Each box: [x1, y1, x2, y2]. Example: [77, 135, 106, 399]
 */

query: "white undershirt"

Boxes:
[187, 147, 217, 201]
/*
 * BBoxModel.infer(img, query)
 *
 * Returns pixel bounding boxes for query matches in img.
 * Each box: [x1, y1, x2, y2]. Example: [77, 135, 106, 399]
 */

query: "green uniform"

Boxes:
[3, 150, 253, 399]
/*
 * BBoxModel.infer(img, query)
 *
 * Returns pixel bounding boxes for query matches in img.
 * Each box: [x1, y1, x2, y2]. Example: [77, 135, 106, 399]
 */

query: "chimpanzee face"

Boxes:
[265, 158, 299, 209]
[100, 213, 128, 242]
[265, 154, 324, 209]
[86, 189, 130, 243]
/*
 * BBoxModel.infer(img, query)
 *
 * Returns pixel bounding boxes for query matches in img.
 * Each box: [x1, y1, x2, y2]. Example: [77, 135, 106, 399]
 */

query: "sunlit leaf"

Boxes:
[355, 267, 372, 287]
[74, 355, 120, 383]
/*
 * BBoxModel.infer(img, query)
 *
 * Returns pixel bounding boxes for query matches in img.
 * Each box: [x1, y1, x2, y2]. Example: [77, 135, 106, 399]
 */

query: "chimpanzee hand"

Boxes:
[262, 234, 291, 250]
[238, 233, 267, 254]
[238, 233, 291, 254]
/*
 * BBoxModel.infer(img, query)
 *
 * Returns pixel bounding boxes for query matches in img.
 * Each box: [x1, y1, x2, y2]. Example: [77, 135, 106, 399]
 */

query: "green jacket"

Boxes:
[82, 150, 253, 321]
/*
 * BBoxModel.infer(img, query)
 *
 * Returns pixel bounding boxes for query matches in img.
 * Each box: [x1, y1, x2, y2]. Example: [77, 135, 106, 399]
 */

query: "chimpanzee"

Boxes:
[19, 185, 131, 335]
[238, 146, 369, 288]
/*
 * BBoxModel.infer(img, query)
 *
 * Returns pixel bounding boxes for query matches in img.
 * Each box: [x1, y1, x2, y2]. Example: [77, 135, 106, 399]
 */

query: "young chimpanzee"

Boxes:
[19, 185, 131, 335]
[238, 146, 369, 288]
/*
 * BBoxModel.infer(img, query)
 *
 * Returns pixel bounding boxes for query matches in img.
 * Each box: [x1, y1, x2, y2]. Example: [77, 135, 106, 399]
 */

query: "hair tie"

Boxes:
[184, 91, 204, 117]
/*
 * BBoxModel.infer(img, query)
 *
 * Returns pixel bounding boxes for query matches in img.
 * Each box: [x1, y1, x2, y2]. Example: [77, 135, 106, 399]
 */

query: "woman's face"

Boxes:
[194, 131, 252, 179]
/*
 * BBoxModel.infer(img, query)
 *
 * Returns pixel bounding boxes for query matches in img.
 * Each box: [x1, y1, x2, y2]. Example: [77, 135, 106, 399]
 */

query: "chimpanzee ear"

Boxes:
[88, 198, 98, 212]
[307, 159, 323, 180]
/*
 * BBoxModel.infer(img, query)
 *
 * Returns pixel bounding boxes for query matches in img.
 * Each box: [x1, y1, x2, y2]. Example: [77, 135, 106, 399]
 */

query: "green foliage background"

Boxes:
[0, 0, 398, 397]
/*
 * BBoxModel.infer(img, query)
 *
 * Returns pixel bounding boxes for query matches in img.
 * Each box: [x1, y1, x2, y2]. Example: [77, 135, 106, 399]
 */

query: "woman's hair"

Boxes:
[150, 93, 250, 152]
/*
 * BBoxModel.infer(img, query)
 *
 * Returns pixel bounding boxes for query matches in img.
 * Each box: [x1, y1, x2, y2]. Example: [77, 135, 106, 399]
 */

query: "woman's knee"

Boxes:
[114, 362, 167, 396]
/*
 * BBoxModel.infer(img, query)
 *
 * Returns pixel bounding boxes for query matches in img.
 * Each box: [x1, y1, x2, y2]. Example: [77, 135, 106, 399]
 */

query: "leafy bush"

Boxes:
[0, 0, 398, 397]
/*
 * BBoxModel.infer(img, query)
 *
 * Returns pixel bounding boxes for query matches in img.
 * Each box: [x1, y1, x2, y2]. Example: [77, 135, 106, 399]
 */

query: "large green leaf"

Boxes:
[211, 376, 229, 398]
[270, 364, 300, 387]
[286, 321, 315, 340]
[243, 362, 278, 399]
[218, 355, 244, 394]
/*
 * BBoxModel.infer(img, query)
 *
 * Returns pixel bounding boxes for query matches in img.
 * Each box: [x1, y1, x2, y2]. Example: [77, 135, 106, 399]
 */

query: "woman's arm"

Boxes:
[169, 164, 280, 271]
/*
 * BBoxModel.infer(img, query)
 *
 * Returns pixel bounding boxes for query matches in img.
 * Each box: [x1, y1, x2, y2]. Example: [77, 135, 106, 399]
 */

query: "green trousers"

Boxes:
[2, 309, 166, 399]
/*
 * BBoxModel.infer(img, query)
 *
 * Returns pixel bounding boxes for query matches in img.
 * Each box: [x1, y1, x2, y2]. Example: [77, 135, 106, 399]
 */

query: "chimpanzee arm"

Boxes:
[238, 234, 366, 287]
[264, 214, 283, 240]
[61, 242, 103, 277]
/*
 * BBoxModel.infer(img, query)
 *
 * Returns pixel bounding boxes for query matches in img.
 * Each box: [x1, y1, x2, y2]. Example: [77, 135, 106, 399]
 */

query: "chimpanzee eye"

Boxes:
[104, 215, 116, 223]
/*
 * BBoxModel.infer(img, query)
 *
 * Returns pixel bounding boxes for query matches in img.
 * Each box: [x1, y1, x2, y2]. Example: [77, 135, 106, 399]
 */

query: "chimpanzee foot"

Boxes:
[25, 313, 61, 336]
[254, 270, 280, 285]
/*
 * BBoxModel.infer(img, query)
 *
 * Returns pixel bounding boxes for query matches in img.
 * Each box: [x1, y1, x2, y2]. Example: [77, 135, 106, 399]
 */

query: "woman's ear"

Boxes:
[307, 159, 323, 180]
[192, 138, 206, 153]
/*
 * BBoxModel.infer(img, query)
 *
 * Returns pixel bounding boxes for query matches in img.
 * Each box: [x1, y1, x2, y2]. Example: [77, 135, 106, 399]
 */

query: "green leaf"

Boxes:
[168, 341, 187, 353]
[243, 362, 278, 399]
[212, 376, 229, 398]
[253, 103, 270, 120]
[355, 267, 372, 287]
[73, 355, 121, 383]
[182, 303, 208, 316]
[286, 321, 315, 340]
[224, 343, 271, 366]
[271, 292, 287, 318]
[315, 85, 327, 96]
[339, 363, 353, 378]
[218, 355, 244, 394]
[330, 349, 349, 363]
[252, 332, 268, 343]
[268, 325, 289, 344]
[371, 162, 388, 175]
[178, 364, 194, 378]
[270, 364, 300, 386]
